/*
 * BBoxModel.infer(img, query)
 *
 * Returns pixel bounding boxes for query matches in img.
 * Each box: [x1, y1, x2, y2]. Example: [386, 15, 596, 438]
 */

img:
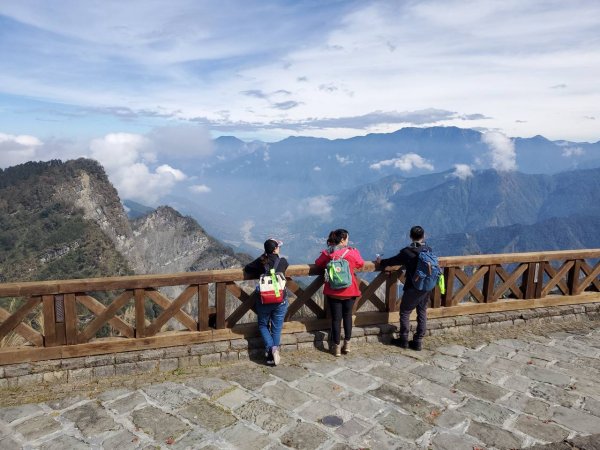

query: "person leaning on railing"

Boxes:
[244, 238, 289, 366]
[315, 228, 365, 357]
[377, 225, 431, 351]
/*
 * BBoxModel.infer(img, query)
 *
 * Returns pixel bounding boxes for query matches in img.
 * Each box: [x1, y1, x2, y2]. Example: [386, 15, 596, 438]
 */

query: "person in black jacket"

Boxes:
[376, 225, 430, 351]
[244, 238, 289, 365]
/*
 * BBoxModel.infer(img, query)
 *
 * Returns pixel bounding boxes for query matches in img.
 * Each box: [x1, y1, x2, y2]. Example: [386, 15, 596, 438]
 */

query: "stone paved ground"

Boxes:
[1, 319, 600, 449]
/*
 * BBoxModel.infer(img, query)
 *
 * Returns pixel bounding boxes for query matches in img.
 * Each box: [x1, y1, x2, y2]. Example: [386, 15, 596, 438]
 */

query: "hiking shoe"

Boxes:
[272, 346, 281, 366]
[341, 340, 351, 354]
[266, 349, 275, 365]
[391, 337, 408, 349]
[332, 344, 342, 357]
[409, 340, 422, 351]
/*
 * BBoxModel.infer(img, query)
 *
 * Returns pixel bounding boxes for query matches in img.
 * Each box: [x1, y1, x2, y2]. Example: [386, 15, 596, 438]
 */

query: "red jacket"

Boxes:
[315, 246, 365, 298]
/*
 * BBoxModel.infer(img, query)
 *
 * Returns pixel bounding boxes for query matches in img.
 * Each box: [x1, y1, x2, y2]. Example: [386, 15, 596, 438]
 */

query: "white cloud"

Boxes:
[335, 154, 352, 165]
[391, 182, 402, 194]
[0, 133, 43, 168]
[562, 146, 584, 157]
[313, 166, 322, 171]
[370, 153, 434, 171]
[451, 163, 474, 180]
[481, 131, 517, 171]
[297, 195, 335, 221]
[89, 133, 187, 204]
[156, 164, 186, 181]
[189, 184, 211, 193]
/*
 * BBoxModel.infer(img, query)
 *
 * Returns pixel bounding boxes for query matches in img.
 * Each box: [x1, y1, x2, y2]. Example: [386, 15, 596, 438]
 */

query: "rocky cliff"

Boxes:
[0, 159, 248, 282]
[130, 206, 249, 275]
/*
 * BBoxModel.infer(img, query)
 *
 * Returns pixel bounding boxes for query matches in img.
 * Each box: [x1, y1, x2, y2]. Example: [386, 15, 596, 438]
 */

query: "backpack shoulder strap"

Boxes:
[340, 249, 350, 259]
[272, 256, 281, 272]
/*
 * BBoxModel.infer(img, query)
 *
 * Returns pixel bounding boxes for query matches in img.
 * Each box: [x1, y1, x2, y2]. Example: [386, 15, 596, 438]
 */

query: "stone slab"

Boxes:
[455, 376, 509, 402]
[261, 382, 312, 410]
[369, 384, 439, 419]
[280, 422, 331, 450]
[466, 421, 522, 449]
[62, 402, 119, 437]
[131, 406, 190, 442]
[0, 404, 43, 424]
[107, 391, 147, 414]
[332, 368, 377, 391]
[14, 414, 61, 441]
[142, 382, 196, 408]
[220, 422, 272, 450]
[102, 430, 140, 450]
[409, 364, 460, 385]
[184, 377, 233, 398]
[551, 405, 600, 434]
[179, 398, 236, 431]
[235, 399, 291, 433]
[378, 409, 431, 440]
[214, 387, 253, 410]
[514, 414, 569, 442]
[39, 434, 89, 450]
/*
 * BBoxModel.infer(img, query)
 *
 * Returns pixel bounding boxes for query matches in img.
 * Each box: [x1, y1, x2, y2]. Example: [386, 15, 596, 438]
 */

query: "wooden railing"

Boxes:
[0, 249, 599, 365]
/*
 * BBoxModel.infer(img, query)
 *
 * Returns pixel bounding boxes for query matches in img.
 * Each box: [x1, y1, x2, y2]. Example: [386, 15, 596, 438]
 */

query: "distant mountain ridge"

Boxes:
[282, 167, 600, 262]
[169, 126, 600, 229]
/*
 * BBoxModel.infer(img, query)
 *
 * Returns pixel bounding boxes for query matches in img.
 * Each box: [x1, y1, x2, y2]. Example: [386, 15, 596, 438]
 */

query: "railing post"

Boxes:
[198, 284, 209, 331]
[482, 264, 497, 302]
[135, 288, 145, 338]
[215, 282, 226, 329]
[521, 262, 538, 299]
[568, 259, 582, 295]
[385, 271, 399, 312]
[442, 267, 455, 306]
[42, 295, 58, 346]
[64, 293, 78, 345]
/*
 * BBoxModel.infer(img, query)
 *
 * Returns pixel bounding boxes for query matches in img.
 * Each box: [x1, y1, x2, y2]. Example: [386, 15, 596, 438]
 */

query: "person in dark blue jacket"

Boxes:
[377, 225, 431, 351]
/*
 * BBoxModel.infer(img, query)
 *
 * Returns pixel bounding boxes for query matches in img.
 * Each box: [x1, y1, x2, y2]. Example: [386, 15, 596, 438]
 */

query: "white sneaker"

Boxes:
[272, 346, 281, 366]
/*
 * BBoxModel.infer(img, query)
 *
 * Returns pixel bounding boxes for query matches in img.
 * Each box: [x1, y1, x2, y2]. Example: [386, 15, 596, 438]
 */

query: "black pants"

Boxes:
[328, 296, 355, 345]
[399, 289, 430, 342]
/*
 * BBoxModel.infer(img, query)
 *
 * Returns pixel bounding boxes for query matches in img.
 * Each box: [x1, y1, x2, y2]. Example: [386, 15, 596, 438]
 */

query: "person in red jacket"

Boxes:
[315, 228, 364, 357]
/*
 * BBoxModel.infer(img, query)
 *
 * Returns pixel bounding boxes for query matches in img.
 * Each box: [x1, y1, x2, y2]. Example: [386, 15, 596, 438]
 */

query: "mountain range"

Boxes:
[160, 126, 600, 258]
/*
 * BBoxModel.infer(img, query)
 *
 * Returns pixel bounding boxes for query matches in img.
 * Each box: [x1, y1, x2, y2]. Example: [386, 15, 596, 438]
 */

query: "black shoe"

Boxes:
[391, 337, 408, 349]
[409, 340, 422, 351]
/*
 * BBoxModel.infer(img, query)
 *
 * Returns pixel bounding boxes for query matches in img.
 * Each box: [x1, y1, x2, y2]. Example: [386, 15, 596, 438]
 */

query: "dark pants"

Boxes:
[328, 297, 355, 345]
[399, 289, 430, 342]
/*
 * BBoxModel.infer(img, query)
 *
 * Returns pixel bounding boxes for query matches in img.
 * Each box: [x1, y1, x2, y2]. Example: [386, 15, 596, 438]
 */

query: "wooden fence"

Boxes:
[1, 249, 599, 365]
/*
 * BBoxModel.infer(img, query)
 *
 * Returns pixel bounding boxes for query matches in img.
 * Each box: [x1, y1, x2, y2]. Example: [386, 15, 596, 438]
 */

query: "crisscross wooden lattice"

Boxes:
[0, 249, 598, 365]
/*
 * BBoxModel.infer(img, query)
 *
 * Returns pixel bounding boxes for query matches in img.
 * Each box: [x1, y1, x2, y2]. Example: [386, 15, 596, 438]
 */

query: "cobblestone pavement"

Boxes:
[1, 320, 600, 449]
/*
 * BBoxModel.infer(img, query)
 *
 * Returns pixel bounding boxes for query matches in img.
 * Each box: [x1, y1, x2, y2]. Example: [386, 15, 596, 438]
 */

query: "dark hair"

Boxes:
[264, 239, 279, 254]
[326, 230, 335, 246]
[329, 228, 349, 246]
[260, 239, 280, 265]
[410, 225, 425, 241]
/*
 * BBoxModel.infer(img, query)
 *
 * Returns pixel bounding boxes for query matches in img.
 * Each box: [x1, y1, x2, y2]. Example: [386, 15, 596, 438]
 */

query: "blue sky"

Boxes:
[1, 0, 599, 202]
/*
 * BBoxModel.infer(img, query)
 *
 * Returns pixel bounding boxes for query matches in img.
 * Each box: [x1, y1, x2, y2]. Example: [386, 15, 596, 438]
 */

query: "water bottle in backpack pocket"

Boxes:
[413, 247, 442, 292]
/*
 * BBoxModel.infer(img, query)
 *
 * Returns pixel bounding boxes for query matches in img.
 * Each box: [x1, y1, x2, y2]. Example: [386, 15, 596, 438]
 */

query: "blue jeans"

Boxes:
[256, 298, 288, 351]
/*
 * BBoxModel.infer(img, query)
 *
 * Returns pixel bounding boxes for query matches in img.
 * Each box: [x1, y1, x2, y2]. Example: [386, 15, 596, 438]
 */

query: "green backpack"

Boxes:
[324, 249, 352, 289]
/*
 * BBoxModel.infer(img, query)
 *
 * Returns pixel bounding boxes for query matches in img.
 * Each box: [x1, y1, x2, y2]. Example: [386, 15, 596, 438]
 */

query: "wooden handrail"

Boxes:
[0, 248, 598, 297]
[0, 248, 599, 364]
